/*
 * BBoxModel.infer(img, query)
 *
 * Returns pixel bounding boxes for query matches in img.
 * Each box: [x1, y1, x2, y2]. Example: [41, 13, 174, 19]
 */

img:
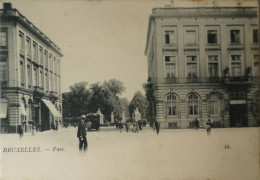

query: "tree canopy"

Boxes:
[62, 79, 128, 122]
[129, 91, 148, 120]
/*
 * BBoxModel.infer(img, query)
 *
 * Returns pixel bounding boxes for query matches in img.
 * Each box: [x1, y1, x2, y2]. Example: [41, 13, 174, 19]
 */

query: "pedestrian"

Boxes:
[55, 121, 58, 131]
[125, 122, 129, 132]
[18, 124, 23, 139]
[77, 115, 88, 152]
[119, 120, 123, 133]
[138, 120, 142, 131]
[206, 119, 212, 136]
[154, 119, 160, 135]
[115, 118, 118, 130]
[194, 118, 199, 130]
[133, 121, 138, 133]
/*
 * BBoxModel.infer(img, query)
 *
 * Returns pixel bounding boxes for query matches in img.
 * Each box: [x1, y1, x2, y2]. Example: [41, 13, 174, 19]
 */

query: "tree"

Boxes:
[143, 77, 156, 124]
[103, 79, 126, 97]
[87, 79, 127, 122]
[62, 81, 91, 118]
[129, 91, 148, 120]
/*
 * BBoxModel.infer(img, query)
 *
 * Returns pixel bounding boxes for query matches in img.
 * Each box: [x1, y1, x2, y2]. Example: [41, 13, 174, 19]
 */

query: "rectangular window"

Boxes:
[27, 65, 31, 87]
[26, 37, 31, 56]
[57, 60, 60, 75]
[49, 73, 52, 91]
[39, 71, 42, 88]
[231, 55, 242, 76]
[185, 30, 196, 44]
[0, 31, 7, 46]
[19, 32, 24, 51]
[188, 101, 198, 115]
[168, 123, 177, 128]
[253, 29, 258, 43]
[208, 55, 218, 77]
[49, 54, 52, 70]
[20, 61, 24, 86]
[54, 58, 56, 74]
[39, 47, 43, 64]
[45, 73, 48, 91]
[187, 56, 197, 77]
[33, 68, 38, 86]
[33, 43, 37, 60]
[207, 30, 217, 44]
[165, 31, 175, 44]
[165, 56, 176, 78]
[209, 101, 220, 115]
[0, 65, 7, 81]
[44, 51, 48, 68]
[230, 30, 240, 44]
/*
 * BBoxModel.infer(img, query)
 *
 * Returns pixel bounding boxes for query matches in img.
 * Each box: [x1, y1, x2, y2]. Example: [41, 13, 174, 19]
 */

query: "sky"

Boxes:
[1, 0, 258, 100]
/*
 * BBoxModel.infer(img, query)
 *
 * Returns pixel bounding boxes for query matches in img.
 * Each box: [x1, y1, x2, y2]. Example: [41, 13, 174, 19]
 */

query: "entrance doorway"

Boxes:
[41, 102, 50, 131]
[229, 104, 247, 127]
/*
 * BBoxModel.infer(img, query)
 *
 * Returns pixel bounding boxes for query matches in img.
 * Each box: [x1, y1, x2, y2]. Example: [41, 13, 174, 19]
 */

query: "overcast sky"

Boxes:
[1, 0, 258, 100]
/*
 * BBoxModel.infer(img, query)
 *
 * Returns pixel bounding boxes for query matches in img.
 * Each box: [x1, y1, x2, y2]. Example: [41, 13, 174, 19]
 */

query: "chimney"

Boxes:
[3, 3, 12, 10]
[3, 3, 12, 14]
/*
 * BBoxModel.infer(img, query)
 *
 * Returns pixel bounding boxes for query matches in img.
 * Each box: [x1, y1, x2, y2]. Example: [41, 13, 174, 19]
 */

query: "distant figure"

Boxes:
[115, 118, 119, 129]
[55, 121, 58, 131]
[18, 124, 23, 139]
[154, 120, 160, 135]
[206, 119, 212, 136]
[125, 122, 129, 132]
[133, 121, 138, 133]
[77, 115, 88, 152]
[194, 118, 199, 130]
[51, 122, 55, 130]
[138, 120, 142, 131]
[119, 121, 123, 133]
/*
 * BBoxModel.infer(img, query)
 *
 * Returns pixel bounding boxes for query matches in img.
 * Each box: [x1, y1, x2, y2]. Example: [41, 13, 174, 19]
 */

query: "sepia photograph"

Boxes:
[0, 0, 259, 179]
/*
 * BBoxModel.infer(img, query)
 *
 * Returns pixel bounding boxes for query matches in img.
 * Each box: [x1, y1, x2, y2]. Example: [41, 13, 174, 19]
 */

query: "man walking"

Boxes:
[206, 119, 212, 136]
[154, 119, 160, 135]
[77, 115, 88, 152]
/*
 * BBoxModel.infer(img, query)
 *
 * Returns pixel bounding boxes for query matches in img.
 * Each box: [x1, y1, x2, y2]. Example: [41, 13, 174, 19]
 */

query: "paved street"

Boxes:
[0, 127, 259, 180]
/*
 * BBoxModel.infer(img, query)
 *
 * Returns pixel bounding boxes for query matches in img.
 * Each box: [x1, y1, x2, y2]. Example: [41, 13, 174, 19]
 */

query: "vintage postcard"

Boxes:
[0, 0, 259, 180]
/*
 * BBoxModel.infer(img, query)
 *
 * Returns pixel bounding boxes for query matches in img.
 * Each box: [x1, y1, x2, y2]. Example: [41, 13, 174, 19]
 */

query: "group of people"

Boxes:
[193, 118, 213, 135]
[115, 119, 147, 133]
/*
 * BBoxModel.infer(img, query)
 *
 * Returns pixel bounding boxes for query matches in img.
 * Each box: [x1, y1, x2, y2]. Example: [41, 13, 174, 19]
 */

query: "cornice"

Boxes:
[152, 7, 258, 19]
[153, 13, 257, 19]
[0, 10, 63, 57]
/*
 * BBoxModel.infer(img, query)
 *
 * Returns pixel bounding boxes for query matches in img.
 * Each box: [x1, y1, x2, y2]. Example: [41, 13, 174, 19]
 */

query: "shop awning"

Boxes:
[0, 102, 8, 119]
[42, 99, 61, 118]
[21, 103, 27, 116]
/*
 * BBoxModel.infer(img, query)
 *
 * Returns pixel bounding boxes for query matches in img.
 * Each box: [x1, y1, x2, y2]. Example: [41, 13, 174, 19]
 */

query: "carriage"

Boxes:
[86, 113, 100, 130]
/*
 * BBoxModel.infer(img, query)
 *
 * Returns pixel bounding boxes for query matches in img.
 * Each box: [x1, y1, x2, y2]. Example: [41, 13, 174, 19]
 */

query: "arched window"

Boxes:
[166, 94, 177, 116]
[187, 93, 199, 115]
[0, 98, 9, 119]
[208, 94, 221, 115]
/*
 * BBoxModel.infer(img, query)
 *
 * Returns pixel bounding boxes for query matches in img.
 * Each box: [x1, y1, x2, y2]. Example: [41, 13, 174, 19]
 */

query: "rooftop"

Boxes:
[0, 3, 63, 56]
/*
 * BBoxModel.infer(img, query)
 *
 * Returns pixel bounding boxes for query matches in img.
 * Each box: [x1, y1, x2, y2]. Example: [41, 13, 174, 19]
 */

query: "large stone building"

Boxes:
[145, 5, 259, 129]
[0, 3, 63, 133]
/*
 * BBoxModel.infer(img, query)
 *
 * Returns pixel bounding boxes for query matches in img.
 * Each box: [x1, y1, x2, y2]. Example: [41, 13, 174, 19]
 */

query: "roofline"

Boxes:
[0, 8, 63, 57]
[145, 6, 258, 55]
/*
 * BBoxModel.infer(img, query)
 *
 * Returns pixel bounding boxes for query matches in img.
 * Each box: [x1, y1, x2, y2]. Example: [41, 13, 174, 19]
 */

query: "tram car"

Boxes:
[86, 113, 100, 130]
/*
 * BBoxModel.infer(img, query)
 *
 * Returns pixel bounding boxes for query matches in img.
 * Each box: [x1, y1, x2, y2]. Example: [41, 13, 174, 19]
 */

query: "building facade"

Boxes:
[0, 3, 63, 133]
[145, 6, 259, 129]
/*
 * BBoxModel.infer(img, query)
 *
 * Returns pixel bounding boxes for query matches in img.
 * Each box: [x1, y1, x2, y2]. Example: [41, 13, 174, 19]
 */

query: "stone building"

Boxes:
[145, 5, 259, 129]
[0, 3, 63, 133]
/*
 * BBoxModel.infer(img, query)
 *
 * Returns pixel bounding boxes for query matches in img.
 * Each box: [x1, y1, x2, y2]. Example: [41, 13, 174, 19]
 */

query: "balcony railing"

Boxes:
[150, 76, 259, 85]
[33, 86, 44, 92]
